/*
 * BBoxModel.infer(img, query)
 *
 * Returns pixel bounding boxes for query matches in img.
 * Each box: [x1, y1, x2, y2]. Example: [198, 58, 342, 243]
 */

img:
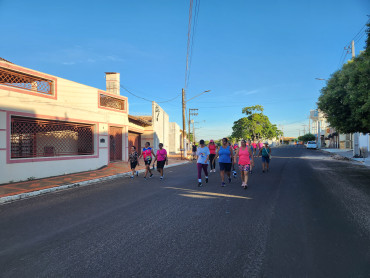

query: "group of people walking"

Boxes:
[128, 138, 271, 190]
[128, 142, 168, 180]
[195, 138, 271, 189]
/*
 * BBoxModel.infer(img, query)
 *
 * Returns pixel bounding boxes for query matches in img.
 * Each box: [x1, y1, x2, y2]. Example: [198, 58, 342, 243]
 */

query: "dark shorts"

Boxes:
[144, 159, 152, 166]
[157, 160, 166, 169]
[262, 156, 270, 163]
[219, 162, 232, 172]
[130, 161, 138, 169]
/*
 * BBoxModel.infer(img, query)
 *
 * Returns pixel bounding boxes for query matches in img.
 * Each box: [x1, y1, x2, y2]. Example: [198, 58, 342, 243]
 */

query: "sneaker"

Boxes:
[136, 171, 139, 176]
[221, 182, 226, 187]
[228, 177, 232, 183]
[130, 176, 134, 179]
[160, 176, 163, 180]
[213, 169, 216, 173]
[244, 184, 248, 190]
[144, 176, 147, 180]
[149, 173, 153, 178]
[205, 177, 208, 183]
[233, 172, 237, 178]
[198, 182, 202, 187]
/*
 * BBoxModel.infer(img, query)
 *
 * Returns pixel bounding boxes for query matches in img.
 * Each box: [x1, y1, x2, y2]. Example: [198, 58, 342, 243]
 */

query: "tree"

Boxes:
[317, 20, 370, 133]
[231, 105, 283, 140]
[298, 133, 316, 142]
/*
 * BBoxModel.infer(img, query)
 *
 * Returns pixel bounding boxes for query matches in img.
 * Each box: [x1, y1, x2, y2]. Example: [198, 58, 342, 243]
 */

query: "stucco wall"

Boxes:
[151, 102, 169, 152]
[169, 122, 181, 154]
[0, 61, 129, 184]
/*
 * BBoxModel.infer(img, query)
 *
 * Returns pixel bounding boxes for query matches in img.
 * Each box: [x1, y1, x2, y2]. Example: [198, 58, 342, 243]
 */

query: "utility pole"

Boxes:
[352, 40, 355, 59]
[182, 88, 186, 157]
[181, 90, 210, 159]
[188, 108, 198, 144]
[302, 124, 307, 135]
[352, 40, 360, 157]
[317, 111, 321, 148]
[192, 120, 195, 143]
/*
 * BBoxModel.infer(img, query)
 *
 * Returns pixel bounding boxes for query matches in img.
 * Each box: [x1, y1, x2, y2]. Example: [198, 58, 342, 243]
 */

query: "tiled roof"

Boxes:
[0, 57, 13, 64]
[128, 115, 152, 127]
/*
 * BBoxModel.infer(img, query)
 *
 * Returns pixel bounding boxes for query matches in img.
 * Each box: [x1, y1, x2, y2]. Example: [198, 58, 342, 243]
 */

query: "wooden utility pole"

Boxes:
[188, 109, 191, 145]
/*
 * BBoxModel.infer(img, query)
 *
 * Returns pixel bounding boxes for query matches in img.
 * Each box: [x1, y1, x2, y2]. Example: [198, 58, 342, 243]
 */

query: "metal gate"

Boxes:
[109, 126, 122, 162]
[128, 132, 141, 154]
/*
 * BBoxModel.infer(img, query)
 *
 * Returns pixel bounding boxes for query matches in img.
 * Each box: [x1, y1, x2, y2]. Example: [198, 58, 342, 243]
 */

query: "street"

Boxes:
[1, 147, 370, 277]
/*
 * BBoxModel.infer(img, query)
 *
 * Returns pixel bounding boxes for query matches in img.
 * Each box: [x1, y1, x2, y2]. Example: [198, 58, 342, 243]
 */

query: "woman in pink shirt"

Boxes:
[208, 139, 218, 172]
[153, 143, 168, 180]
[234, 139, 254, 189]
[252, 141, 257, 156]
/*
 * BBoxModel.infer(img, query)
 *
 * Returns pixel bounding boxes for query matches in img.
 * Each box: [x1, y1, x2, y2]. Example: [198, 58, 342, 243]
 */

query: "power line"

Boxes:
[184, 0, 194, 91]
[186, 0, 200, 89]
[120, 84, 181, 103]
[338, 19, 370, 68]
[346, 19, 369, 46]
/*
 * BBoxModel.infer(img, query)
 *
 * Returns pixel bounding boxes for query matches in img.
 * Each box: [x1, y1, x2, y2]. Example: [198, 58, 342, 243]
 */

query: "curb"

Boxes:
[0, 161, 190, 205]
[320, 149, 370, 167]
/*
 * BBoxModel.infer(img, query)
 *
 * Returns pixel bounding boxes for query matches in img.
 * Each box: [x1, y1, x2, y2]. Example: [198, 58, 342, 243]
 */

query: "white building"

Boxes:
[0, 59, 131, 184]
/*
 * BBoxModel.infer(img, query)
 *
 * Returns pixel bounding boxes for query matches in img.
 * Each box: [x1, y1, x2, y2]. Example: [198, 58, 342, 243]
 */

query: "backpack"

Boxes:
[262, 147, 269, 157]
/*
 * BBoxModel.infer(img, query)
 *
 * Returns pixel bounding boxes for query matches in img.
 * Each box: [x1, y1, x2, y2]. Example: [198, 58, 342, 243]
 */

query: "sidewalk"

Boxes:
[321, 148, 370, 167]
[0, 157, 190, 204]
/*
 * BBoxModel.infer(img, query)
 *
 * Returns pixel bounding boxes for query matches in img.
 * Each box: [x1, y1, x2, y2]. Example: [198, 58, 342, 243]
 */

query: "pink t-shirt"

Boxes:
[156, 149, 167, 161]
[252, 143, 257, 148]
[238, 147, 251, 165]
[142, 147, 152, 161]
[208, 144, 217, 154]
[258, 142, 263, 148]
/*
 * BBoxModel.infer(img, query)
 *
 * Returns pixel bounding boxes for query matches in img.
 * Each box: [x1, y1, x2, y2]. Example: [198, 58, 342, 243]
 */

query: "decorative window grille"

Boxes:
[0, 68, 53, 95]
[11, 116, 94, 159]
[100, 93, 125, 111]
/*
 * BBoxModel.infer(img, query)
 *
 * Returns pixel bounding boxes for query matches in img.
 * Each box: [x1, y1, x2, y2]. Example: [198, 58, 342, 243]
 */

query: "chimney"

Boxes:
[105, 72, 120, 95]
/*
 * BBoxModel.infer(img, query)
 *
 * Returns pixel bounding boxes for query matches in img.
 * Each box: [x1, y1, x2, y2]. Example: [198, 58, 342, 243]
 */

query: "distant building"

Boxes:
[134, 102, 183, 154]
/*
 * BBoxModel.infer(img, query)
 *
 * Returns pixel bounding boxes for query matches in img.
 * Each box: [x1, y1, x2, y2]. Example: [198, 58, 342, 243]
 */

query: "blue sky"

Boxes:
[1, 0, 369, 139]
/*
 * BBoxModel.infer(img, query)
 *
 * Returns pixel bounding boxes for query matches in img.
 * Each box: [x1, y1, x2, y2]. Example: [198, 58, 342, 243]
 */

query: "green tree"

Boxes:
[298, 133, 316, 142]
[317, 21, 370, 133]
[231, 105, 283, 140]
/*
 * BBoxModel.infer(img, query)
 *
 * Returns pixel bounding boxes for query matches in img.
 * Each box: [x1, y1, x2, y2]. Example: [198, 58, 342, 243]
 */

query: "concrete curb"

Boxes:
[0, 161, 190, 205]
[320, 149, 370, 167]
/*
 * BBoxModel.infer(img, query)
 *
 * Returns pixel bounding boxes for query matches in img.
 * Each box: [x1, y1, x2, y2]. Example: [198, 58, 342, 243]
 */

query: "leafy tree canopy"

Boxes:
[317, 20, 370, 133]
[231, 105, 283, 140]
[298, 133, 316, 142]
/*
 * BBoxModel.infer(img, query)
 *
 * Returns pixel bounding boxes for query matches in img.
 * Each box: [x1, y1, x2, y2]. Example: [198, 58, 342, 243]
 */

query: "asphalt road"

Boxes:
[1, 147, 370, 277]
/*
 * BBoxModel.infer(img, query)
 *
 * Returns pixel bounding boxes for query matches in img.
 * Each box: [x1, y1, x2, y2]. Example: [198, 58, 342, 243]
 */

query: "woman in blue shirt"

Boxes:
[216, 138, 234, 187]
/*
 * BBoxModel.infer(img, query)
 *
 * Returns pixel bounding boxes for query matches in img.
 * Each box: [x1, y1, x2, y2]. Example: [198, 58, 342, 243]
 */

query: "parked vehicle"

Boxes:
[306, 141, 317, 149]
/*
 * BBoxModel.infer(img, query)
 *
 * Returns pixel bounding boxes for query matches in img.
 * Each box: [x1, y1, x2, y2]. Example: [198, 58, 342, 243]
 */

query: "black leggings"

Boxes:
[209, 154, 216, 169]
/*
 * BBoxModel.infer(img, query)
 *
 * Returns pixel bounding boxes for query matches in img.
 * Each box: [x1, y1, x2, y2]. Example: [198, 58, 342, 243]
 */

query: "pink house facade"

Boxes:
[0, 60, 130, 184]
